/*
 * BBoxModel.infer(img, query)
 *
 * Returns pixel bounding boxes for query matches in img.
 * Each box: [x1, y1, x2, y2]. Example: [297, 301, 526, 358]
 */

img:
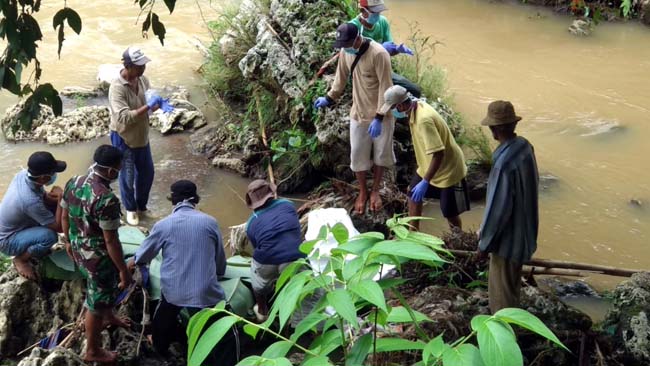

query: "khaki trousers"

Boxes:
[488, 253, 523, 314]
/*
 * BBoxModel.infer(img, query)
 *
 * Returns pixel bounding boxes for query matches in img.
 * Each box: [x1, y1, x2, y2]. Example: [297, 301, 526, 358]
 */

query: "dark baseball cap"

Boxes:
[27, 152, 67, 176]
[93, 145, 124, 167]
[334, 23, 360, 48]
[169, 180, 200, 203]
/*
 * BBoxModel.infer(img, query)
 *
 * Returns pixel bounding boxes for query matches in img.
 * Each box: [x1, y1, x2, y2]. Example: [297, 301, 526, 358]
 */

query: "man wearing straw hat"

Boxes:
[477, 101, 539, 313]
[245, 179, 305, 321]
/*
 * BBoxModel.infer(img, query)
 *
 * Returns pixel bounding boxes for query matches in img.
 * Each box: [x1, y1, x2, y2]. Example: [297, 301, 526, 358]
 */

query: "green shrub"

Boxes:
[186, 216, 568, 366]
[0, 254, 10, 273]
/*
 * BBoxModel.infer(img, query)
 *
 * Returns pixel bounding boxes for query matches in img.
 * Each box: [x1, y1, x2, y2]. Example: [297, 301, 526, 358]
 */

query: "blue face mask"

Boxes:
[46, 173, 57, 186]
[392, 109, 407, 119]
[366, 13, 380, 25]
[344, 47, 358, 55]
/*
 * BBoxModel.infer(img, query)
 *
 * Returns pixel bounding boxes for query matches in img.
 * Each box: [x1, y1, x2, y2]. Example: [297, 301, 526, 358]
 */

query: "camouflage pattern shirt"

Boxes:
[61, 172, 122, 310]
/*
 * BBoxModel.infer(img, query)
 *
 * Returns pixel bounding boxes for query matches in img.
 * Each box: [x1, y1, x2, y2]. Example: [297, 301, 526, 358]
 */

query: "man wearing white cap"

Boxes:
[108, 46, 162, 226]
[381, 85, 470, 231]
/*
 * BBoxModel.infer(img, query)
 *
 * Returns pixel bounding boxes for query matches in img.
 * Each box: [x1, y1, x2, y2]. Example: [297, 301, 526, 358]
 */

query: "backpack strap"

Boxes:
[349, 38, 371, 80]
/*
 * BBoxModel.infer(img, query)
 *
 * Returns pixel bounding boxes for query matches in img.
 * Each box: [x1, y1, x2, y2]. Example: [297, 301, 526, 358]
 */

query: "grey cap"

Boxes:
[379, 85, 410, 114]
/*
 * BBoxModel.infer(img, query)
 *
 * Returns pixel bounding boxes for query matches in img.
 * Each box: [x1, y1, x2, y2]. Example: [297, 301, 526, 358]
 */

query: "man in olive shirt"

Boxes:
[108, 46, 162, 226]
[382, 85, 470, 230]
[314, 23, 394, 214]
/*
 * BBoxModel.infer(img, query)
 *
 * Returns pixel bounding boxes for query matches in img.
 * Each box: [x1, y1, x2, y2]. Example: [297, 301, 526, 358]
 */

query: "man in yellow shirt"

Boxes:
[381, 85, 470, 230]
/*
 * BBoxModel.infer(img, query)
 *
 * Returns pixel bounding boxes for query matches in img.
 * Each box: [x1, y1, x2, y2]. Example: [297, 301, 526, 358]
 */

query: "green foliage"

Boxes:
[620, 0, 633, 18]
[186, 217, 568, 366]
[0, 0, 175, 133]
[0, 254, 10, 273]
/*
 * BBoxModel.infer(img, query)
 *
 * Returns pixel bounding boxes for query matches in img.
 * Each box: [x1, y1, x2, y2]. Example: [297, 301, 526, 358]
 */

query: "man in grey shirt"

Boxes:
[478, 101, 539, 313]
[0, 152, 67, 280]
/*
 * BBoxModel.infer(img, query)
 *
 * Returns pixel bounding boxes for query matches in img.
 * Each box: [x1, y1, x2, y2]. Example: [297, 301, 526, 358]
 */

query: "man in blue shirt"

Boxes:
[0, 152, 67, 280]
[477, 101, 539, 313]
[245, 179, 305, 320]
[129, 180, 236, 364]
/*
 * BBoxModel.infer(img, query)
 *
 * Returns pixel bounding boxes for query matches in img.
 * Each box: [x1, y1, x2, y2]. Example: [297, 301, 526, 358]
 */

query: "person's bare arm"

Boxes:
[423, 150, 445, 182]
[104, 229, 132, 289]
[45, 198, 63, 233]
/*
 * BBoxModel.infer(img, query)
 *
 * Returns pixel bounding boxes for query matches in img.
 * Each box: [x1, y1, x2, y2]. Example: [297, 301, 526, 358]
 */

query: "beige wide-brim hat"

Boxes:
[481, 100, 522, 126]
[246, 179, 277, 210]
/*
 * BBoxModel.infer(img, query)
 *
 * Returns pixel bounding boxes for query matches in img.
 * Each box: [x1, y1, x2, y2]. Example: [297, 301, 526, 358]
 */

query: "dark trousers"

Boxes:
[152, 295, 238, 366]
[110, 131, 154, 212]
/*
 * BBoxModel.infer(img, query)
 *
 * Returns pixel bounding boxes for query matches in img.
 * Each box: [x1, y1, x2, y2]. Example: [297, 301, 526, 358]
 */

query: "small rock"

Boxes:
[59, 87, 102, 99]
[630, 198, 643, 207]
[211, 156, 247, 175]
[568, 19, 592, 36]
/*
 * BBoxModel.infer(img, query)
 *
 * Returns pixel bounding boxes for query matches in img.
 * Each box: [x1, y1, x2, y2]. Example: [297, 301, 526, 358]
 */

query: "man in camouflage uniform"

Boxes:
[61, 145, 132, 364]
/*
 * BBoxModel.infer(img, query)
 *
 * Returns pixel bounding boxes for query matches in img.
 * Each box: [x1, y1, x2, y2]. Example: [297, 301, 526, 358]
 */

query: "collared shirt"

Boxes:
[327, 40, 394, 124]
[0, 170, 54, 244]
[479, 136, 539, 264]
[61, 173, 121, 261]
[246, 199, 305, 265]
[349, 15, 393, 44]
[410, 101, 467, 188]
[134, 203, 226, 308]
[108, 72, 151, 148]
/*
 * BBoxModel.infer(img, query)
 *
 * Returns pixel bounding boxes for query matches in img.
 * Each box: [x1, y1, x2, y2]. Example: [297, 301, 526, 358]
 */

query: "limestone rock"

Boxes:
[568, 19, 592, 36]
[212, 156, 248, 175]
[603, 272, 650, 363]
[58, 87, 103, 99]
[521, 286, 593, 331]
[150, 109, 206, 134]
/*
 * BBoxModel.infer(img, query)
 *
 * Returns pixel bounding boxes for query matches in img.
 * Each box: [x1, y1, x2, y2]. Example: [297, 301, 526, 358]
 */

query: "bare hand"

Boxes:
[50, 186, 63, 196]
[119, 270, 133, 290]
[126, 257, 136, 272]
[65, 242, 74, 261]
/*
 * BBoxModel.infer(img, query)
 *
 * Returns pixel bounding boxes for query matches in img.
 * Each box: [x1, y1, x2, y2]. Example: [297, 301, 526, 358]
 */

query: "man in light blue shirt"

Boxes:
[0, 152, 67, 280]
[478, 101, 539, 314]
[129, 180, 235, 364]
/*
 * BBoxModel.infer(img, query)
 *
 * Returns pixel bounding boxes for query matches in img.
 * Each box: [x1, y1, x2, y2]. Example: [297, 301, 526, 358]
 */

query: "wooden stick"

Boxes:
[523, 266, 589, 277]
[448, 249, 645, 278]
[255, 90, 275, 186]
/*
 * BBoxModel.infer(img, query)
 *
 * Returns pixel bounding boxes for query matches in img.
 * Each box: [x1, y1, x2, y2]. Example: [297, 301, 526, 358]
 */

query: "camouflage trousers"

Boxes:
[77, 254, 119, 312]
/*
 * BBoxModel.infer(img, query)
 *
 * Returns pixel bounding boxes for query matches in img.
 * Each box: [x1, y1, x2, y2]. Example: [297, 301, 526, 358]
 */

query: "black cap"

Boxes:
[334, 23, 360, 48]
[27, 152, 67, 176]
[94, 145, 123, 167]
[170, 180, 200, 204]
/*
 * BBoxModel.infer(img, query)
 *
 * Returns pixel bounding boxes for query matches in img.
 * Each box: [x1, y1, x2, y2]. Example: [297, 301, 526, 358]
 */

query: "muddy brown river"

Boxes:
[0, 1, 648, 290]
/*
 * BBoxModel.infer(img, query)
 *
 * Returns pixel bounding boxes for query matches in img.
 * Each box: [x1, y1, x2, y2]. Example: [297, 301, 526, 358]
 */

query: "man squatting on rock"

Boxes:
[314, 22, 395, 214]
[0, 152, 67, 280]
[108, 46, 164, 226]
[61, 145, 133, 364]
[477, 101, 539, 313]
[129, 180, 237, 366]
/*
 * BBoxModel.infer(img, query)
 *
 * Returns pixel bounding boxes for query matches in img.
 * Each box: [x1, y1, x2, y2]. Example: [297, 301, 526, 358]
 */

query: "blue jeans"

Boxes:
[0, 226, 58, 258]
[110, 132, 155, 212]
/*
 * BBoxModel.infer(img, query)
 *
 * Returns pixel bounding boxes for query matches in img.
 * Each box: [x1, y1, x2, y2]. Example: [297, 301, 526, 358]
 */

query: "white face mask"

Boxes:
[91, 163, 119, 183]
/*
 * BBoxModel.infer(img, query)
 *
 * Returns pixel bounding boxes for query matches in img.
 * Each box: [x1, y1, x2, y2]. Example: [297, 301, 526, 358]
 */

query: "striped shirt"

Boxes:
[134, 203, 226, 308]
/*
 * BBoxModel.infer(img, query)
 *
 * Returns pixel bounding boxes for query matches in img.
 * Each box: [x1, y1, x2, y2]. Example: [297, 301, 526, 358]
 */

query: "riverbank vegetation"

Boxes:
[520, 0, 650, 25]
[187, 218, 567, 366]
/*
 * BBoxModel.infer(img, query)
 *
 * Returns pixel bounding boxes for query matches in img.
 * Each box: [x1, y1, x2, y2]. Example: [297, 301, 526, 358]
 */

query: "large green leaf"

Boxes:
[341, 256, 364, 281]
[346, 333, 373, 366]
[150, 12, 166, 45]
[331, 222, 349, 244]
[261, 341, 293, 358]
[302, 356, 333, 366]
[163, 0, 176, 13]
[473, 316, 523, 366]
[493, 308, 569, 351]
[367, 241, 446, 264]
[348, 280, 387, 312]
[375, 338, 425, 352]
[386, 306, 432, 323]
[332, 237, 380, 257]
[188, 315, 239, 366]
[275, 271, 310, 330]
[309, 329, 343, 357]
[275, 260, 305, 294]
[326, 289, 358, 328]
[290, 312, 328, 341]
[423, 334, 445, 365]
[186, 307, 219, 357]
[442, 344, 484, 366]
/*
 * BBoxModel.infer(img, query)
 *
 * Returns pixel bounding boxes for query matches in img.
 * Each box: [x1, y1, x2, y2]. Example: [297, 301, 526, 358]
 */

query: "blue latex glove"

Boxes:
[314, 96, 330, 109]
[382, 41, 398, 55]
[396, 43, 414, 56]
[159, 98, 175, 113]
[368, 117, 382, 139]
[410, 179, 429, 203]
[146, 94, 162, 109]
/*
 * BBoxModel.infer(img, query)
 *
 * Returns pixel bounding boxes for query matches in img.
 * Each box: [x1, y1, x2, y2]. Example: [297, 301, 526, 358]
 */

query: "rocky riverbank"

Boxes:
[511, 0, 650, 28]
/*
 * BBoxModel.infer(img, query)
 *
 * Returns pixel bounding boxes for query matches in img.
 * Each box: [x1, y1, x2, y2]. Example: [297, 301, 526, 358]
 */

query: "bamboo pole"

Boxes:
[448, 249, 645, 278]
[523, 266, 589, 278]
[255, 90, 275, 186]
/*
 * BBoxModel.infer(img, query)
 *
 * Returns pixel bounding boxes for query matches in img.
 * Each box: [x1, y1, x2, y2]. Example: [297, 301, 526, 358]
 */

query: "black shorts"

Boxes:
[409, 175, 471, 218]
